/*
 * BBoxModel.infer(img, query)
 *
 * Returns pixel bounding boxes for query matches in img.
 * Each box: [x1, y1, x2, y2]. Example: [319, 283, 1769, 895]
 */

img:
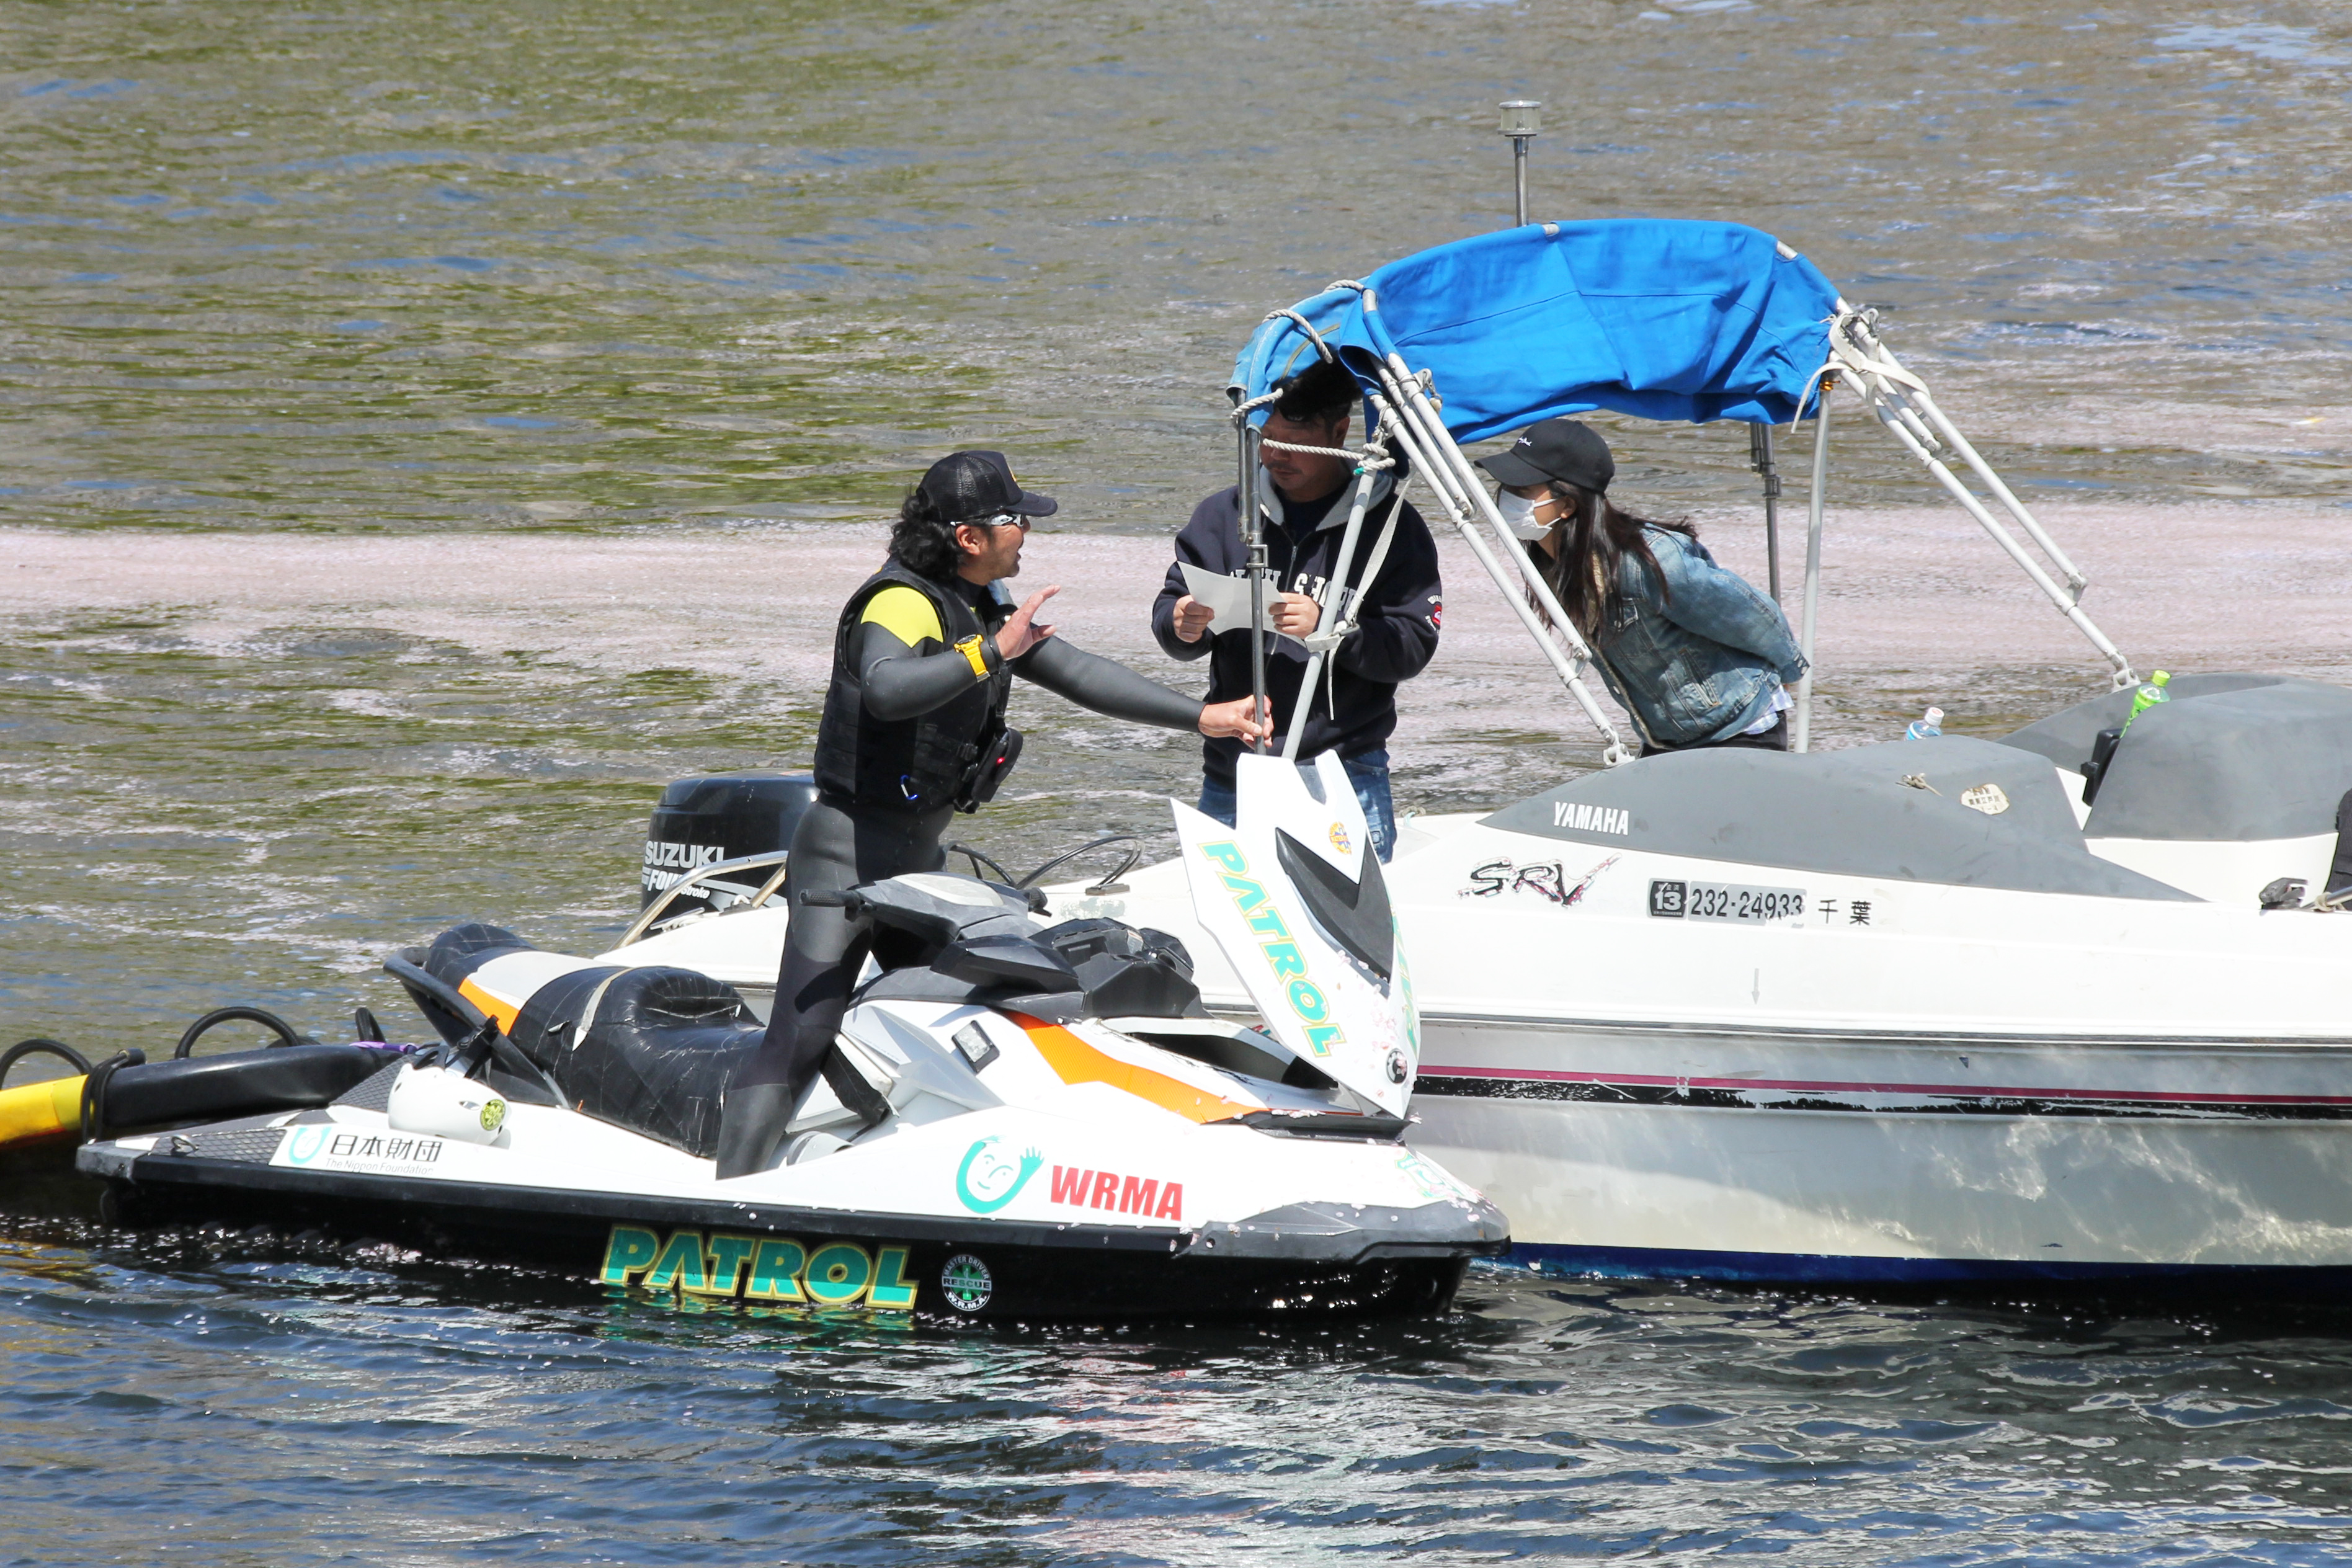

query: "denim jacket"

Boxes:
[1586, 527, 1806, 747]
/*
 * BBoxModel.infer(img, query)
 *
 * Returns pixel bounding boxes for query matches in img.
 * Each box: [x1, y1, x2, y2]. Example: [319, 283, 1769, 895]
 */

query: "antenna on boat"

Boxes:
[1499, 101, 1540, 226]
[1793, 373, 1835, 753]
[1750, 424, 1783, 603]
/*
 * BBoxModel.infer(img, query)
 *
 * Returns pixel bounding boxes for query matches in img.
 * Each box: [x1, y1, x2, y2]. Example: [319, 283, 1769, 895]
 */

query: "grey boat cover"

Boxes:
[2001, 675, 2352, 842]
[1480, 736, 2195, 899]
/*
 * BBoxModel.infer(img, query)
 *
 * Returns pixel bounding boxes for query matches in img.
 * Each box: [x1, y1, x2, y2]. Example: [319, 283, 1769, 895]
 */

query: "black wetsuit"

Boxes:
[713, 559, 1205, 1178]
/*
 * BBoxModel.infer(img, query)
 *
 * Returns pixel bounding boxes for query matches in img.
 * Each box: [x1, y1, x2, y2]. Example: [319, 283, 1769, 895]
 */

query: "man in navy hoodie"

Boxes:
[1151, 359, 1442, 860]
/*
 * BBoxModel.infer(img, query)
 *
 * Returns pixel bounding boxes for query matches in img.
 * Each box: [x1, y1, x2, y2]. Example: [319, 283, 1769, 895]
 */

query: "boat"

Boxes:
[68, 755, 1506, 1321]
[1022, 218, 2352, 1291]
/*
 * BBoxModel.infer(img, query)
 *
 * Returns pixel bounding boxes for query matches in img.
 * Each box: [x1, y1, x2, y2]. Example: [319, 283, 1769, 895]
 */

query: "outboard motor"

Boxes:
[641, 771, 819, 914]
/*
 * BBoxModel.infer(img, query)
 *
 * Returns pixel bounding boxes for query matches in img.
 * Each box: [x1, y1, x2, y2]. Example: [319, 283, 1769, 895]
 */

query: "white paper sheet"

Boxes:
[1177, 563, 1256, 628]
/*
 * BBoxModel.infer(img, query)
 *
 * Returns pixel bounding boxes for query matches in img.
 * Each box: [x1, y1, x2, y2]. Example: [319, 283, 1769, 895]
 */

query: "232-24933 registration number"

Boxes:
[1649, 879, 1805, 923]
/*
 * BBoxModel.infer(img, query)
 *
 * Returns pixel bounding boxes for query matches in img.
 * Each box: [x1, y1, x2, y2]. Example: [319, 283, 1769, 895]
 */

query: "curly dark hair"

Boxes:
[889, 489, 964, 581]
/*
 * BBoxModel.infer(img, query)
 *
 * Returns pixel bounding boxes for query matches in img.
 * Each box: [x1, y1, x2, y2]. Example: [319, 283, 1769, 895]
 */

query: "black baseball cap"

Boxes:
[916, 450, 1058, 522]
[1476, 418, 1615, 494]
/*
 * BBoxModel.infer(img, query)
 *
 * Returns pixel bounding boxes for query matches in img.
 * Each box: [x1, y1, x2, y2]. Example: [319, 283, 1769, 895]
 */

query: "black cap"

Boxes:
[1476, 418, 1615, 494]
[915, 450, 1058, 522]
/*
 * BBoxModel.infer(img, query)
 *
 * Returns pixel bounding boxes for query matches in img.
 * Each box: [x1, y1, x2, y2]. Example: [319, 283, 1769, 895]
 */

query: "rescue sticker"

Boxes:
[940, 1254, 994, 1313]
[599, 1226, 919, 1311]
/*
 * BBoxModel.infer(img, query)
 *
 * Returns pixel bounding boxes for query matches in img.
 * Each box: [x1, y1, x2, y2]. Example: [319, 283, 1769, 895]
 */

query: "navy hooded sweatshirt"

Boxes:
[1151, 473, 1442, 785]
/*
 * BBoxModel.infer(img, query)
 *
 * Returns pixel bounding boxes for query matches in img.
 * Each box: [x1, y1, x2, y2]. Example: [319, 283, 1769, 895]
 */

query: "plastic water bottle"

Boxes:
[1904, 706, 1944, 741]
[2121, 669, 2172, 733]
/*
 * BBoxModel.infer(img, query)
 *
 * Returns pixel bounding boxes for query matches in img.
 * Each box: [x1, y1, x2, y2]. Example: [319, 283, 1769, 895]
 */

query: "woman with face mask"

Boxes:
[1478, 418, 1805, 755]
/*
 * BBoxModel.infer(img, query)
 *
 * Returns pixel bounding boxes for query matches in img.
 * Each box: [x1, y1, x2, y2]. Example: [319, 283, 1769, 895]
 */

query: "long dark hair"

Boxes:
[889, 489, 963, 581]
[1535, 483, 1697, 639]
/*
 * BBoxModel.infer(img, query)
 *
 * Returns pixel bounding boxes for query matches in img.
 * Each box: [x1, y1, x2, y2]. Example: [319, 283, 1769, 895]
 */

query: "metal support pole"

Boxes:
[1372, 369, 1631, 764]
[1749, 422, 1783, 604]
[1281, 457, 1381, 761]
[1824, 305, 2134, 689]
[1793, 380, 1832, 754]
[1239, 423, 1269, 754]
[1499, 101, 1540, 226]
[1833, 309, 2093, 599]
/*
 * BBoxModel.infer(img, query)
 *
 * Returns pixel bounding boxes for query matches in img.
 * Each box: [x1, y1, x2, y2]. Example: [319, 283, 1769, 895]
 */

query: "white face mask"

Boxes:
[1495, 488, 1550, 540]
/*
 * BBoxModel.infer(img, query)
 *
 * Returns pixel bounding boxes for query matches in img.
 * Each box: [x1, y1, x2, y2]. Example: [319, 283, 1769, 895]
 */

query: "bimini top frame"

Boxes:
[1224, 219, 2136, 764]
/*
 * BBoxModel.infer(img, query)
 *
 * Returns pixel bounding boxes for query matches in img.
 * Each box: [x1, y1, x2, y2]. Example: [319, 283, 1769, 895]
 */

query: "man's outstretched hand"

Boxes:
[1198, 695, 1272, 744]
[992, 587, 1059, 662]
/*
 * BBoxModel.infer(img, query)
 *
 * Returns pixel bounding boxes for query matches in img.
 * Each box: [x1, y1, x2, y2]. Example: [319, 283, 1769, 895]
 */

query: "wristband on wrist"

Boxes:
[953, 634, 989, 679]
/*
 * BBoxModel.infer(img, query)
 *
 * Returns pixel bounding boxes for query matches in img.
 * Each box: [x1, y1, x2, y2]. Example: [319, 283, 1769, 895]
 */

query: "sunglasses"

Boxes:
[967, 513, 1032, 531]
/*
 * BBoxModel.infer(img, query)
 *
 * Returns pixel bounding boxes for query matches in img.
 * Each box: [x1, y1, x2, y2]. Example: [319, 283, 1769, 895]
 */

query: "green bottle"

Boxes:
[2123, 669, 2172, 733]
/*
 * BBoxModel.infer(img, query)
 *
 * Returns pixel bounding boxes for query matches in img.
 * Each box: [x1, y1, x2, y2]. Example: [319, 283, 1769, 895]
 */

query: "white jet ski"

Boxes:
[75, 755, 1504, 1321]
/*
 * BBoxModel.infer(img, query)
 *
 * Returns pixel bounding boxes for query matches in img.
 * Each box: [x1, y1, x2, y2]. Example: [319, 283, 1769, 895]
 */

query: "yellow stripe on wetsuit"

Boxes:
[860, 586, 943, 648]
[864, 585, 988, 678]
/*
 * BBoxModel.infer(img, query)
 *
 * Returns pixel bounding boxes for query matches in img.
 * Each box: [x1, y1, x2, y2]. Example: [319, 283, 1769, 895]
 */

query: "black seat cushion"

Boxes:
[510, 965, 761, 1159]
[423, 922, 538, 989]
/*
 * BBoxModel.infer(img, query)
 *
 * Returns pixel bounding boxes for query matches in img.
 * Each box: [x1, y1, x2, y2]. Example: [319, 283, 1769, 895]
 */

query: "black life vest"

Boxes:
[812, 560, 1013, 812]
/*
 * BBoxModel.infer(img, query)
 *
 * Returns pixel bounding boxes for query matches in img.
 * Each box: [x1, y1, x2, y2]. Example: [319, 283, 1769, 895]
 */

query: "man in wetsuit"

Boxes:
[1151, 358, 1442, 861]
[715, 450, 1268, 1178]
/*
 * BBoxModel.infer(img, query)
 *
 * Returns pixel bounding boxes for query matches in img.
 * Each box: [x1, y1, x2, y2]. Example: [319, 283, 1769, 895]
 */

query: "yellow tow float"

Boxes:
[0, 1073, 84, 1149]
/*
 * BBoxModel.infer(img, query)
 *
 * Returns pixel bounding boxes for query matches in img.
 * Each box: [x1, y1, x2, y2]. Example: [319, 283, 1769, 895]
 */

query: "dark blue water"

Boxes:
[9, 1199, 2352, 1564]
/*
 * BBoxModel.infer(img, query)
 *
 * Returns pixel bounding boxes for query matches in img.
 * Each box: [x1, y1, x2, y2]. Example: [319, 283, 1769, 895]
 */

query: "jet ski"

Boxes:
[74, 755, 1506, 1321]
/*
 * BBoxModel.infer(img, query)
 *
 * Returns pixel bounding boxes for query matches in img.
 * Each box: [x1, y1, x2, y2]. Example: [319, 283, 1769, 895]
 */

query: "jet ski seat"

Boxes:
[400, 873, 1208, 1160]
[506, 964, 760, 1160]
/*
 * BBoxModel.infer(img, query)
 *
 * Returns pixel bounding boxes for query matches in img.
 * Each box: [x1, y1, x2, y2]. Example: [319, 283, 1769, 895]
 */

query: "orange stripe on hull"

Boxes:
[457, 976, 521, 1033]
[1008, 1013, 1256, 1125]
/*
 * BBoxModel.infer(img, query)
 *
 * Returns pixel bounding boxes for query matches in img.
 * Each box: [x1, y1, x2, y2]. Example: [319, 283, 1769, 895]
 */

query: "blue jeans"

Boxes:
[1196, 749, 1396, 863]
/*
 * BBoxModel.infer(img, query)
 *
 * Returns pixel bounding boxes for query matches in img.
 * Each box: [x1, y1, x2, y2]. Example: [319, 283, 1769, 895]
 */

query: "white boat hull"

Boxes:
[1408, 1020, 2352, 1283]
[1044, 793, 2352, 1286]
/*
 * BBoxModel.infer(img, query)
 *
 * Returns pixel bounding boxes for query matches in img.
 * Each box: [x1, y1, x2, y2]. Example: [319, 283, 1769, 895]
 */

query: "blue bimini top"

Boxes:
[1232, 219, 1845, 440]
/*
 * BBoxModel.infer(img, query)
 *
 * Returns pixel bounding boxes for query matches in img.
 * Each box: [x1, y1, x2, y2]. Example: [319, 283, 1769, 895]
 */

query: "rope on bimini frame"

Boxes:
[1253, 434, 1394, 468]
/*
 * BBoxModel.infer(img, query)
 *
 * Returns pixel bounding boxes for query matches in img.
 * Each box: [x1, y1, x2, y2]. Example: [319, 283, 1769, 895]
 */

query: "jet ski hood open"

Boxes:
[1176, 752, 1418, 1118]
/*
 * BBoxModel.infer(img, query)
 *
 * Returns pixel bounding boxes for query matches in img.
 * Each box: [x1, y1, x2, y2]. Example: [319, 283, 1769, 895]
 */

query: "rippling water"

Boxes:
[8, 1203, 2352, 1565]
[8, 1, 2352, 1559]
[7, 0, 2349, 531]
